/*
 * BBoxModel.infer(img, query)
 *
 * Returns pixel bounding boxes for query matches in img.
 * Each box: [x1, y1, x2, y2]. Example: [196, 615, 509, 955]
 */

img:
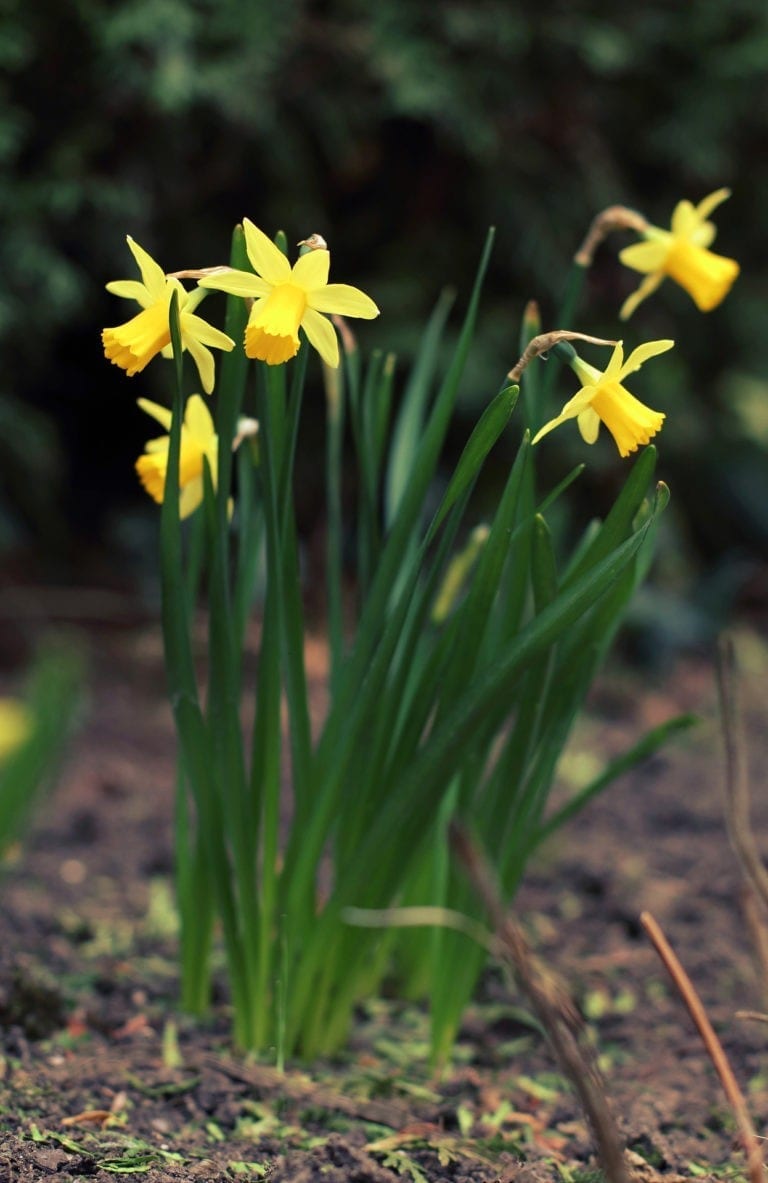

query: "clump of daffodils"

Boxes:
[102, 221, 380, 514]
[98, 209, 712, 1062]
[101, 194, 736, 506]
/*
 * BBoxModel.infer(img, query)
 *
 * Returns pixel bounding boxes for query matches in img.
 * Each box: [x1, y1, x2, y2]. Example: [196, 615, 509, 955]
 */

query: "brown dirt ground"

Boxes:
[2, 607, 768, 1183]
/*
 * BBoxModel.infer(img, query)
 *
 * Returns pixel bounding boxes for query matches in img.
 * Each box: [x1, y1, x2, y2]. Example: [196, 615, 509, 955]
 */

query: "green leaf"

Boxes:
[563, 445, 657, 586]
[349, 518, 659, 890]
[426, 383, 519, 542]
[385, 288, 454, 526]
[530, 514, 558, 611]
[535, 712, 698, 844]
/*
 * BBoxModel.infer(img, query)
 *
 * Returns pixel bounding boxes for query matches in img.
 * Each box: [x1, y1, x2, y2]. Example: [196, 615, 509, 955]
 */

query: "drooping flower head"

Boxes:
[0, 698, 31, 763]
[198, 219, 379, 368]
[620, 190, 739, 319]
[136, 395, 219, 519]
[103, 238, 235, 393]
[532, 340, 674, 458]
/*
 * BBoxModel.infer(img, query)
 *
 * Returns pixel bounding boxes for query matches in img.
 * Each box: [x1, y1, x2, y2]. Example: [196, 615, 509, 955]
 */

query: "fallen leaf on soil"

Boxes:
[365, 1122, 445, 1151]
[111, 1013, 153, 1039]
[364, 1122, 499, 1170]
[61, 1109, 114, 1128]
[65, 1009, 89, 1039]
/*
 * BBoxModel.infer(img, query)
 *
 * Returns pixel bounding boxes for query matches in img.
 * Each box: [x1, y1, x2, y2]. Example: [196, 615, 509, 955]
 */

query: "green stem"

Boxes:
[326, 366, 345, 694]
[162, 292, 251, 1048]
[249, 364, 290, 1048]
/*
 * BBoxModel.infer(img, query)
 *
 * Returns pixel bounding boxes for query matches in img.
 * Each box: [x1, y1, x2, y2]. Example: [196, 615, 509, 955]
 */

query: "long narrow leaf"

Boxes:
[535, 713, 698, 847]
[426, 384, 519, 542]
[385, 288, 454, 526]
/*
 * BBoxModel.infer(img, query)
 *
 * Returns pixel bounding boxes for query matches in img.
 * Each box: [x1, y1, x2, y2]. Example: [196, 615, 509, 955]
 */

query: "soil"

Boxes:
[2, 605, 768, 1183]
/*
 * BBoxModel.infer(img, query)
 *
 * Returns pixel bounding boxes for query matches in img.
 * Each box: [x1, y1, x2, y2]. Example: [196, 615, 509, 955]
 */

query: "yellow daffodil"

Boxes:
[103, 237, 235, 393]
[198, 219, 379, 368]
[136, 395, 219, 519]
[532, 340, 673, 458]
[620, 189, 739, 319]
[0, 698, 31, 763]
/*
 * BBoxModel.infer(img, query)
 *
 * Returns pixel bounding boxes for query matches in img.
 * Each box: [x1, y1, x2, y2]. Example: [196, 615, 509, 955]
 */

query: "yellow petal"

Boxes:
[619, 339, 674, 378]
[106, 279, 153, 306]
[619, 272, 665, 321]
[183, 287, 206, 313]
[301, 307, 339, 368]
[292, 249, 330, 292]
[138, 398, 173, 431]
[179, 477, 204, 519]
[618, 240, 669, 274]
[203, 443, 218, 487]
[182, 312, 235, 352]
[531, 386, 596, 446]
[184, 394, 216, 445]
[242, 219, 292, 285]
[691, 221, 716, 249]
[694, 188, 731, 223]
[603, 342, 625, 381]
[184, 336, 215, 395]
[198, 270, 271, 299]
[306, 283, 379, 319]
[126, 237, 167, 300]
[531, 411, 574, 447]
[670, 199, 698, 237]
[577, 407, 601, 444]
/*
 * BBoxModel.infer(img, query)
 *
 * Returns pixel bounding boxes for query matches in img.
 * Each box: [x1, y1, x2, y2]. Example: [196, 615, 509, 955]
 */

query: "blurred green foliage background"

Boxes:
[1, 0, 766, 639]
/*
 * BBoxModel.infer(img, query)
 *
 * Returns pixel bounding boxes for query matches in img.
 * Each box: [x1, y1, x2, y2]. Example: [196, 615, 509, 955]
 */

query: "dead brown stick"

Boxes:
[741, 888, 768, 1012]
[736, 1010, 768, 1025]
[641, 911, 765, 1183]
[450, 823, 632, 1183]
[507, 330, 616, 383]
[716, 636, 768, 913]
[715, 635, 768, 1001]
[574, 205, 650, 266]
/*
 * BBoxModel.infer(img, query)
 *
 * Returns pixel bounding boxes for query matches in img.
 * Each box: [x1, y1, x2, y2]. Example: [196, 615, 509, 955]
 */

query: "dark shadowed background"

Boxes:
[2, 1, 767, 647]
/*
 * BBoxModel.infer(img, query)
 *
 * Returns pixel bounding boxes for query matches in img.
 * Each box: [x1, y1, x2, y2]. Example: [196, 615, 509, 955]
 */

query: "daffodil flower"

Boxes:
[620, 189, 739, 319]
[103, 237, 235, 393]
[136, 395, 219, 519]
[198, 219, 379, 368]
[0, 698, 31, 763]
[532, 340, 673, 458]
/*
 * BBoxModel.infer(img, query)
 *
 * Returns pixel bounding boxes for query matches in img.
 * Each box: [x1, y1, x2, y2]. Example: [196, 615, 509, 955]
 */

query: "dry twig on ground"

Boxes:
[716, 635, 768, 1005]
[451, 822, 632, 1183]
[641, 910, 765, 1183]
